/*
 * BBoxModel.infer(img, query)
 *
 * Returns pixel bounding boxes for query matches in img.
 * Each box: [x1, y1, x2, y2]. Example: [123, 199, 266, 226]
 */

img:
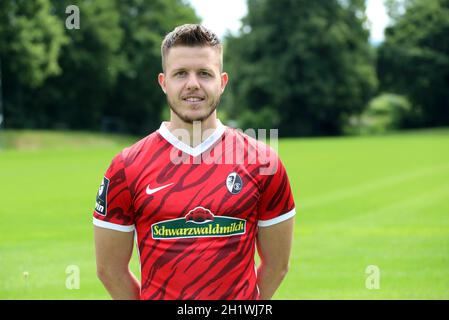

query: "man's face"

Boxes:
[158, 46, 228, 123]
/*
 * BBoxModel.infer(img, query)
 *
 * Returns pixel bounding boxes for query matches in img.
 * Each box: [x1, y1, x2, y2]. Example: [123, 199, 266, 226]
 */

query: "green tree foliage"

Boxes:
[2, 0, 198, 132]
[378, 0, 449, 127]
[0, 0, 66, 128]
[43, 0, 125, 130]
[0, 0, 66, 87]
[2, 0, 123, 129]
[109, 0, 199, 134]
[224, 0, 377, 136]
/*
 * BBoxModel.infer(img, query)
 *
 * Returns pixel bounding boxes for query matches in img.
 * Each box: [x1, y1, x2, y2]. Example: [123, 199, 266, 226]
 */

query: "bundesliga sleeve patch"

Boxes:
[95, 176, 110, 216]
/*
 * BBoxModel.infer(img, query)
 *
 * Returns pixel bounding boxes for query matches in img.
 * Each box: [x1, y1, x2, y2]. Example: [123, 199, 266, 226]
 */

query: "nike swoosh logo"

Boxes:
[146, 183, 174, 195]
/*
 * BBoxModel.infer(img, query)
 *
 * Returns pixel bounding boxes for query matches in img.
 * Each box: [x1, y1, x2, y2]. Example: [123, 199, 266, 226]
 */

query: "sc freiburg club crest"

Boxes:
[226, 172, 243, 194]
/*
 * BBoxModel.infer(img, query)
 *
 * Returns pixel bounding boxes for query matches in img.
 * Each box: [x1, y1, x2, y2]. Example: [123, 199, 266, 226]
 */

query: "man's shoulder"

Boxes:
[224, 126, 281, 175]
[113, 130, 163, 165]
[225, 126, 279, 155]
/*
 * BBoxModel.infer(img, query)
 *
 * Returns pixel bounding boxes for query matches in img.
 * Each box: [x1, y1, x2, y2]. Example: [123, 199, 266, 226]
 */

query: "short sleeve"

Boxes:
[93, 152, 135, 232]
[257, 155, 296, 227]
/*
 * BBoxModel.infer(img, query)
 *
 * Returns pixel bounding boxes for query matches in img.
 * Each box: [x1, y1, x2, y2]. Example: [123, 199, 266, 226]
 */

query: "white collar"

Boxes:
[158, 120, 226, 157]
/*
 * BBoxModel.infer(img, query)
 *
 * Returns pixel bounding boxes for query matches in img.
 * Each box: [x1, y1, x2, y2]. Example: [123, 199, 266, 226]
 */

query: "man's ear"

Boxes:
[158, 73, 166, 94]
[221, 72, 229, 93]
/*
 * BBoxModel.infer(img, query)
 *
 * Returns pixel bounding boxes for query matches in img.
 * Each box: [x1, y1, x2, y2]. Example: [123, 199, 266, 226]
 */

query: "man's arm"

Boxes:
[94, 226, 141, 299]
[256, 217, 295, 300]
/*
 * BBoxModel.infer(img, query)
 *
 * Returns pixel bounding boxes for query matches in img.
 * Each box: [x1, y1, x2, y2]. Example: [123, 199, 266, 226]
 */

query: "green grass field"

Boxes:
[1, 128, 448, 299]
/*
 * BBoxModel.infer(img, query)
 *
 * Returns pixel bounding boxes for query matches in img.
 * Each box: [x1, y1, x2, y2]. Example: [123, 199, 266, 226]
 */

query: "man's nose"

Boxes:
[186, 73, 200, 90]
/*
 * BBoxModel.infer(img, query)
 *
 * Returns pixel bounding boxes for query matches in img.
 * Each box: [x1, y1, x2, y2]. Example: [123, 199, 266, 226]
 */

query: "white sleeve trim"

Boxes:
[258, 208, 296, 227]
[93, 217, 135, 232]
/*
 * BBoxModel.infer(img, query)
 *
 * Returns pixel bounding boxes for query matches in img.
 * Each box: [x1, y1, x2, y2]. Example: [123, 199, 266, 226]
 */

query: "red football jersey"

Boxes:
[93, 121, 296, 300]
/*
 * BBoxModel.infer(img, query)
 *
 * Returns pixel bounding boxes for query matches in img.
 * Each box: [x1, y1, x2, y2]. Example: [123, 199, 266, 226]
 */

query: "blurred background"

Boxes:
[1, 0, 448, 136]
[0, 0, 448, 299]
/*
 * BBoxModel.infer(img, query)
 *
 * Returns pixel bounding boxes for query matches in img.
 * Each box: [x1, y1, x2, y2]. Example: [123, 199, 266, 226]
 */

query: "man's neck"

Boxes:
[166, 112, 219, 147]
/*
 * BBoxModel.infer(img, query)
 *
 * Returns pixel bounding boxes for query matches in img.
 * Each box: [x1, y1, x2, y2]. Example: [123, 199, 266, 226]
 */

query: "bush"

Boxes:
[345, 93, 411, 134]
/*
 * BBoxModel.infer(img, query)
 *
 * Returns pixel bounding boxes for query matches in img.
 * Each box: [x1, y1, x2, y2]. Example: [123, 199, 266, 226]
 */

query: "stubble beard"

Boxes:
[167, 96, 221, 124]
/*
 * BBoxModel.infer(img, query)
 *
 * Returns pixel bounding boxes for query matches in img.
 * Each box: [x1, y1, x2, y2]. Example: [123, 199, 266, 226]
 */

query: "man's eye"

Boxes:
[199, 71, 211, 77]
[175, 71, 187, 77]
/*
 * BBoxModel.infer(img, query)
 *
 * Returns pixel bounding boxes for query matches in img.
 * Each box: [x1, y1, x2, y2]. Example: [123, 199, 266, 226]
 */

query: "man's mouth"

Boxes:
[182, 96, 205, 103]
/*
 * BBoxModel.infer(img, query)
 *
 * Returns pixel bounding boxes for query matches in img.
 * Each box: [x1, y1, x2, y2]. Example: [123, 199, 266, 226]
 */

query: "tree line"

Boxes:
[0, 0, 447, 137]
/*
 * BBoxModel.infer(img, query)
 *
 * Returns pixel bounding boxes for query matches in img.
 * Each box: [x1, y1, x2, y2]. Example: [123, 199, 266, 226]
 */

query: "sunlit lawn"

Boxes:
[0, 129, 448, 299]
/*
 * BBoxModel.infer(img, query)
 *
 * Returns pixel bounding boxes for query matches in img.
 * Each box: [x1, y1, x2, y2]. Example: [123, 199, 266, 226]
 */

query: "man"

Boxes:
[93, 24, 296, 300]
